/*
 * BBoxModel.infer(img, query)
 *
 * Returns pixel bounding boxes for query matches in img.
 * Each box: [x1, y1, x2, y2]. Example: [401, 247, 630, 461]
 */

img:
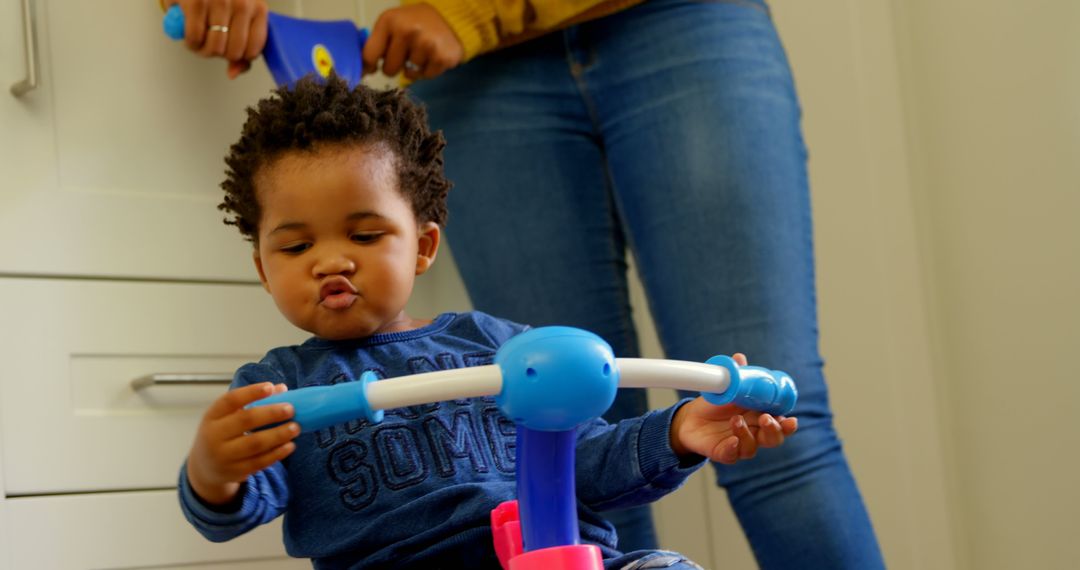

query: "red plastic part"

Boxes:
[491, 500, 604, 570]
[491, 501, 524, 570]
[508, 544, 605, 570]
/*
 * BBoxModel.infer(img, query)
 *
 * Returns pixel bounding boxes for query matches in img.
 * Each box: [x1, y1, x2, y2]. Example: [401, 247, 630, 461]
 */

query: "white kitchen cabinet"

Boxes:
[2, 491, 306, 569]
[0, 0, 279, 280]
[0, 278, 307, 495]
[0, 1, 459, 567]
[0, 277, 308, 569]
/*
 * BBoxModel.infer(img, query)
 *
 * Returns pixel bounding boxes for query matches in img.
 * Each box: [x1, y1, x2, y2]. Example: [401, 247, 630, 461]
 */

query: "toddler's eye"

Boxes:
[281, 243, 310, 254]
[351, 233, 381, 244]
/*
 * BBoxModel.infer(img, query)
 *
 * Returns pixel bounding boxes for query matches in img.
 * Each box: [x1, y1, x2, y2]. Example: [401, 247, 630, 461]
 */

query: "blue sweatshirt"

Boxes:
[179, 312, 704, 569]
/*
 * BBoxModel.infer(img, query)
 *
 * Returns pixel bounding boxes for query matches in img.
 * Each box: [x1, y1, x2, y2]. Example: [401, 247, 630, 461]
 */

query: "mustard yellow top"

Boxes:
[404, 0, 644, 61]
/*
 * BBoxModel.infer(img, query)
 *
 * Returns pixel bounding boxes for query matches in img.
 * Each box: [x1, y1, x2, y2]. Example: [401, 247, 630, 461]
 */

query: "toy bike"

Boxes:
[250, 326, 796, 570]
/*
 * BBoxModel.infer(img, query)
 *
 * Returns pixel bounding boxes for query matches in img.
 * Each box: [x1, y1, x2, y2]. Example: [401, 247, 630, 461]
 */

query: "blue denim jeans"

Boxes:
[410, 0, 884, 567]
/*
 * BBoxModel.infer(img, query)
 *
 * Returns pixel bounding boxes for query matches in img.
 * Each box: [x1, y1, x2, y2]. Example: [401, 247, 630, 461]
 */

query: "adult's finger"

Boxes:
[404, 41, 430, 81]
[227, 60, 252, 79]
[224, 0, 255, 62]
[362, 15, 392, 74]
[201, 0, 232, 57]
[180, 0, 209, 51]
[381, 30, 412, 77]
[244, 2, 268, 61]
[423, 53, 454, 79]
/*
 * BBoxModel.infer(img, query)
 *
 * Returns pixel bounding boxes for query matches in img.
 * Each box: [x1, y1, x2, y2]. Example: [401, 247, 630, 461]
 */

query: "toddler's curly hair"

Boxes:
[219, 74, 450, 242]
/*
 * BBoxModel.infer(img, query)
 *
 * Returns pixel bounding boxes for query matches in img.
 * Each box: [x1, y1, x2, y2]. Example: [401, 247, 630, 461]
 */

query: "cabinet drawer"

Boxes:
[0, 278, 306, 495]
[0, 490, 306, 570]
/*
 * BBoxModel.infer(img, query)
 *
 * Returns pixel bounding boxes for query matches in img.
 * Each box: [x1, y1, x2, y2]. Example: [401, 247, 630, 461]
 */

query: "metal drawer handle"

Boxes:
[10, 0, 39, 97]
[131, 373, 233, 390]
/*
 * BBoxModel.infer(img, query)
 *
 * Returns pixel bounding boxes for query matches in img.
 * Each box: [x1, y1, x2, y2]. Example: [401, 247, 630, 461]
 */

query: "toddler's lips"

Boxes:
[320, 291, 358, 310]
[319, 276, 358, 310]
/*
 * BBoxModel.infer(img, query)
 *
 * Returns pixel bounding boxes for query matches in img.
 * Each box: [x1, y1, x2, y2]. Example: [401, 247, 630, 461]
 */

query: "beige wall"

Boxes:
[892, 1, 1080, 568]
[766, 1, 1080, 567]
[775, 0, 1079, 568]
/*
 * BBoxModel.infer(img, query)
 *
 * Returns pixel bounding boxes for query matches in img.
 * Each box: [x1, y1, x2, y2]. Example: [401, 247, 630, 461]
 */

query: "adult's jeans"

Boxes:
[410, 0, 885, 567]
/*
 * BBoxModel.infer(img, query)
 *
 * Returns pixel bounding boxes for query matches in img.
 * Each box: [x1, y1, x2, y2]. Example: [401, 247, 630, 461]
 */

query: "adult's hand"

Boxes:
[363, 4, 465, 81]
[164, 0, 269, 79]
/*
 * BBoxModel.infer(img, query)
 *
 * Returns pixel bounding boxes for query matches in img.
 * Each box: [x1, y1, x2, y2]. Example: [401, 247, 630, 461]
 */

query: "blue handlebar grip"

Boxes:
[248, 371, 383, 433]
[701, 355, 798, 416]
[163, 5, 185, 40]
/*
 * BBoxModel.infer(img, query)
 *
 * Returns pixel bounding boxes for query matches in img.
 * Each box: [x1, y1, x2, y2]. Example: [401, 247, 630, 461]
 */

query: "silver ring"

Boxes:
[404, 61, 420, 72]
[208, 24, 230, 33]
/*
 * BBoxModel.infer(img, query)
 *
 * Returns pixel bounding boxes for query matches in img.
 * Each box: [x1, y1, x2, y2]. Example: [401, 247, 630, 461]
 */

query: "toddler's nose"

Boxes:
[314, 251, 356, 276]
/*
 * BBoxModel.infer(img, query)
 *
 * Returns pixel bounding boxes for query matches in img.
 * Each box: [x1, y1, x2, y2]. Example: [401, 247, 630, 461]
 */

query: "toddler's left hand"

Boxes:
[670, 353, 798, 464]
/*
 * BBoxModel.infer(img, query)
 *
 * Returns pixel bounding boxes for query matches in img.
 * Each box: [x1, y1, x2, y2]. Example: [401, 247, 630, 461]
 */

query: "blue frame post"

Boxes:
[516, 427, 579, 550]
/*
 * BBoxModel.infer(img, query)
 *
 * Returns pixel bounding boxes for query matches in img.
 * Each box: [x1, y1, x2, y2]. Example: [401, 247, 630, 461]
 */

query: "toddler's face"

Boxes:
[252, 145, 438, 339]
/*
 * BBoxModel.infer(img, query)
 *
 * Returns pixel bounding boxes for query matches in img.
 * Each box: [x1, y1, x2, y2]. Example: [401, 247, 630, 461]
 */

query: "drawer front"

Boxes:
[0, 278, 307, 495]
[0, 490, 307, 570]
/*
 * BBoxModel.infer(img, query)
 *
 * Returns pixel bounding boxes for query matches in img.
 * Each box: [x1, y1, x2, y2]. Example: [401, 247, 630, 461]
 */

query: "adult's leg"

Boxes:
[409, 36, 658, 551]
[578, 1, 886, 567]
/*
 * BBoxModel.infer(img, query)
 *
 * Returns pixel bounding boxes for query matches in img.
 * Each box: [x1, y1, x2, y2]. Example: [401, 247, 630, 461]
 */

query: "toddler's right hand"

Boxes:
[186, 382, 298, 506]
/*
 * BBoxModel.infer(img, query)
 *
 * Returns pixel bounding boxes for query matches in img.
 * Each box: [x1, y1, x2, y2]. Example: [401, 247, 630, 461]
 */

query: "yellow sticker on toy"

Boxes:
[312, 44, 335, 78]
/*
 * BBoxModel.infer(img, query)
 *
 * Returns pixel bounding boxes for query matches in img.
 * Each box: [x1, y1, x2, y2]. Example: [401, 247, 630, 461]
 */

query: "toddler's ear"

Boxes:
[253, 251, 272, 293]
[415, 222, 441, 275]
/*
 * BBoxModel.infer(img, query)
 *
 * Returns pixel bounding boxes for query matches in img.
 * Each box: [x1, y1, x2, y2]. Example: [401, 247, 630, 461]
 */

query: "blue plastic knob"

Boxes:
[495, 327, 619, 431]
[163, 5, 185, 40]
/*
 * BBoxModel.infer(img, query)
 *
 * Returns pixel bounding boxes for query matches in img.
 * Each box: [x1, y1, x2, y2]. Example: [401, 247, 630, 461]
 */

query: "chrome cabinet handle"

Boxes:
[131, 373, 233, 390]
[10, 0, 39, 97]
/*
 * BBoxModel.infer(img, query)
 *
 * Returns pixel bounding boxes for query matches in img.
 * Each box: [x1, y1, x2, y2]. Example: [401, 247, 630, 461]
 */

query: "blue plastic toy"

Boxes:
[249, 326, 796, 569]
[163, 5, 369, 87]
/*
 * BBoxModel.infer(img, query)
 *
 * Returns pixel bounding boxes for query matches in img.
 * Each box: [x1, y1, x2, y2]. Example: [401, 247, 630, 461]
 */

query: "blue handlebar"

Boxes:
[244, 327, 797, 557]
[253, 371, 382, 432]
[701, 355, 798, 415]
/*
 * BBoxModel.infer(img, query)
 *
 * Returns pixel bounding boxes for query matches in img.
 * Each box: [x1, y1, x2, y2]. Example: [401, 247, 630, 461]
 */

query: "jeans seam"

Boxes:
[560, 28, 638, 347]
